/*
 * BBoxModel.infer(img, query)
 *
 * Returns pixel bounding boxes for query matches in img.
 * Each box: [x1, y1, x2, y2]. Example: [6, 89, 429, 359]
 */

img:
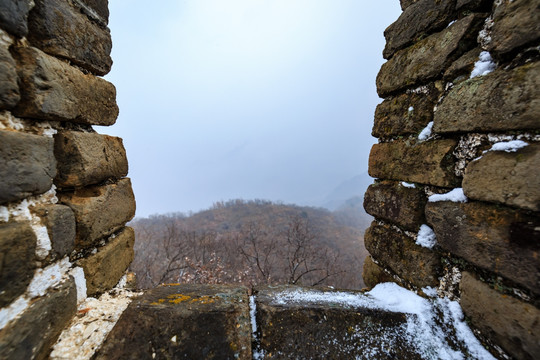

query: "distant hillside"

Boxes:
[130, 200, 369, 290]
[320, 172, 374, 210]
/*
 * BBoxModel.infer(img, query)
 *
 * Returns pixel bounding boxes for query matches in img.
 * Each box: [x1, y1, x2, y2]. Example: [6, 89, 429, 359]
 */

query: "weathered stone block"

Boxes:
[425, 201, 540, 294]
[79, 0, 109, 23]
[33, 204, 75, 258]
[362, 256, 396, 289]
[0, 278, 77, 360]
[383, 0, 456, 59]
[0, 39, 20, 109]
[364, 180, 427, 231]
[488, 0, 540, 59]
[255, 285, 418, 359]
[13, 47, 118, 126]
[368, 139, 459, 188]
[434, 61, 540, 133]
[444, 48, 481, 81]
[0, 0, 31, 38]
[0, 130, 56, 204]
[54, 131, 128, 188]
[376, 14, 483, 97]
[400, 0, 420, 11]
[463, 143, 540, 211]
[373, 85, 439, 138]
[461, 272, 540, 360]
[95, 284, 251, 360]
[364, 222, 441, 287]
[0, 222, 36, 307]
[77, 227, 134, 296]
[58, 178, 135, 248]
[27, 0, 112, 75]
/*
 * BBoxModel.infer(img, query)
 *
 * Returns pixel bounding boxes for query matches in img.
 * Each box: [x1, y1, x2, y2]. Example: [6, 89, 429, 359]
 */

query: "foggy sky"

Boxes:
[103, 1, 401, 217]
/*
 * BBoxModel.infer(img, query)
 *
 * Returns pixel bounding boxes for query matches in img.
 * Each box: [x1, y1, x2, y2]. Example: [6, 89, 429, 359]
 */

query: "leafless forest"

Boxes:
[130, 199, 371, 290]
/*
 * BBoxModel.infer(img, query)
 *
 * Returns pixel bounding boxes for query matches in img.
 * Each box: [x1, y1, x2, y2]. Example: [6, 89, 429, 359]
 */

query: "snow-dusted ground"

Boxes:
[266, 283, 495, 360]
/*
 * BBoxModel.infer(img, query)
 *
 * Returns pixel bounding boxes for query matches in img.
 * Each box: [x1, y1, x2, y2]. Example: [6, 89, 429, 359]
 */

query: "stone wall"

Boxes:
[363, 0, 539, 359]
[0, 0, 135, 358]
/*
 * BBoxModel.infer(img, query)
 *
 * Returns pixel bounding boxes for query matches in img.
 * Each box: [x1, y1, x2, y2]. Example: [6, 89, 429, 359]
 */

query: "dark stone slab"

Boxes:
[33, 204, 76, 258]
[376, 14, 484, 97]
[58, 178, 135, 249]
[0, 130, 56, 204]
[488, 0, 540, 59]
[13, 46, 118, 125]
[383, 0, 456, 59]
[373, 84, 439, 138]
[434, 61, 540, 133]
[368, 139, 460, 188]
[254, 285, 418, 359]
[0, 277, 77, 360]
[77, 227, 134, 296]
[461, 272, 540, 360]
[364, 222, 441, 288]
[95, 284, 251, 360]
[0, 0, 31, 38]
[54, 131, 128, 188]
[27, 0, 112, 75]
[78, 0, 109, 24]
[0, 222, 36, 307]
[364, 180, 427, 231]
[0, 41, 20, 110]
[444, 48, 481, 81]
[463, 142, 540, 211]
[426, 201, 540, 294]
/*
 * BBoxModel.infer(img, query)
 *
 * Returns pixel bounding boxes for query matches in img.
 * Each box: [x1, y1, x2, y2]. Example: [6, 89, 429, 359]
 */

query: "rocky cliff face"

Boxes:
[364, 0, 540, 359]
[0, 0, 135, 358]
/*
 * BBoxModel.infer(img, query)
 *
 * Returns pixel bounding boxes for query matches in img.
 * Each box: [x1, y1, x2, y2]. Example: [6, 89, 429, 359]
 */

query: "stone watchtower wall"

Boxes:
[363, 0, 539, 359]
[0, 0, 135, 358]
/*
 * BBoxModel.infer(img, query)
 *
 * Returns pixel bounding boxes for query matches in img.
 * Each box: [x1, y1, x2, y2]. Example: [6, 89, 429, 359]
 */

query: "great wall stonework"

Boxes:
[0, 0, 134, 358]
[0, 0, 538, 359]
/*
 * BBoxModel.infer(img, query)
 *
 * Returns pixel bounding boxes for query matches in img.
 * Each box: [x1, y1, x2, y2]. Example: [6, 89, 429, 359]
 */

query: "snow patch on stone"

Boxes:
[418, 121, 433, 141]
[271, 283, 495, 359]
[470, 51, 496, 78]
[401, 182, 415, 188]
[487, 140, 528, 153]
[416, 225, 437, 249]
[428, 188, 468, 203]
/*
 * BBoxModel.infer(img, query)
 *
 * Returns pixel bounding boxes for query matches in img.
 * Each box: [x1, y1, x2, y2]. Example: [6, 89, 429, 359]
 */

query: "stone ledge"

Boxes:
[94, 284, 251, 360]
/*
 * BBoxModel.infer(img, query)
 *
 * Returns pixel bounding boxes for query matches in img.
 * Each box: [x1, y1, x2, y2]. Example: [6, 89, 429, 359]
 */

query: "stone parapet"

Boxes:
[365, 0, 540, 358]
